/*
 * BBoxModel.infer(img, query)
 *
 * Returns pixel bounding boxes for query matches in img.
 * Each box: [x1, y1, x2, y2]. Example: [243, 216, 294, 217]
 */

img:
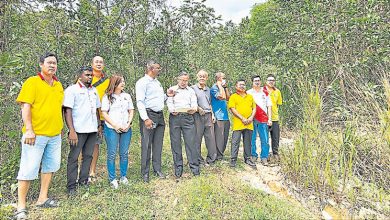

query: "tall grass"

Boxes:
[281, 82, 390, 216]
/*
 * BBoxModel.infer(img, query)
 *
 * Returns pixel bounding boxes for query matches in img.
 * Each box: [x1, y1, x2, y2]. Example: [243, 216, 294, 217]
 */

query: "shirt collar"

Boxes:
[37, 72, 58, 81]
[93, 71, 105, 78]
[78, 81, 92, 88]
[196, 83, 208, 91]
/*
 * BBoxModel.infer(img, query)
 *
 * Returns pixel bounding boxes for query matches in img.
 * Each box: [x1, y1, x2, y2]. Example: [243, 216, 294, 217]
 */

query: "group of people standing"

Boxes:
[13, 52, 282, 220]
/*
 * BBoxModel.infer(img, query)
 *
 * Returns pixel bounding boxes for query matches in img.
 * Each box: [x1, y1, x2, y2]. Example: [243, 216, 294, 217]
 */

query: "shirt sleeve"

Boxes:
[127, 93, 134, 110]
[62, 86, 75, 108]
[135, 79, 149, 120]
[16, 77, 36, 105]
[95, 89, 101, 108]
[189, 88, 198, 108]
[101, 94, 110, 112]
[227, 94, 236, 109]
[210, 85, 220, 99]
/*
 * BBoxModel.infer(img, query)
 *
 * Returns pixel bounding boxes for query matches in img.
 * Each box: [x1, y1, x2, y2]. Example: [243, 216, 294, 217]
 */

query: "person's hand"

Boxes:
[241, 117, 249, 125]
[121, 122, 132, 132]
[167, 89, 176, 97]
[113, 124, 122, 133]
[187, 108, 197, 114]
[267, 120, 272, 126]
[68, 130, 78, 146]
[198, 107, 205, 116]
[144, 119, 154, 129]
[24, 129, 36, 145]
[248, 116, 254, 124]
[216, 80, 222, 87]
[171, 112, 178, 116]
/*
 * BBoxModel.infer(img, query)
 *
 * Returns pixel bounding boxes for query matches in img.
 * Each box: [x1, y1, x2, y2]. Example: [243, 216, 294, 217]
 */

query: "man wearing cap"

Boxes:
[14, 52, 63, 220]
[264, 74, 283, 162]
[191, 70, 217, 165]
[63, 66, 101, 196]
[167, 72, 199, 177]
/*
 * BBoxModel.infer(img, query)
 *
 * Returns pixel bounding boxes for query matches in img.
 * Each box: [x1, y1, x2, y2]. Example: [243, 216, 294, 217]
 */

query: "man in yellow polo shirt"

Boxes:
[89, 56, 109, 181]
[264, 74, 283, 162]
[14, 52, 63, 220]
[228, 79, 257, 169]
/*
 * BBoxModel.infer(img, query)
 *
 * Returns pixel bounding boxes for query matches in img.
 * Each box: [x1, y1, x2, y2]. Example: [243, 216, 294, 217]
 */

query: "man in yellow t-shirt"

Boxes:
[14, 53, 63, 220]
[264, 74, 283, 161]
[89, 56, 109, 181]
[228, 79, 257, 169]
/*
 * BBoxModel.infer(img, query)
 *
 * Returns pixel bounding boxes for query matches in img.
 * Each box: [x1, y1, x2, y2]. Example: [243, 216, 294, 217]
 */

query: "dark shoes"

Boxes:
[245, 159, 257, 169]
[67, 188, 77, 197]
[154, 171, 166, 179]
[142, 174, 150, 183]
[229, 159, 237, 167]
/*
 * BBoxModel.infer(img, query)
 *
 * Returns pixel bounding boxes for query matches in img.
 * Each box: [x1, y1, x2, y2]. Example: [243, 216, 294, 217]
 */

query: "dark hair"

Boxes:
[39, 52, 58, 64]
[235, 79, 245, 85]
[105, 74, 124, 104]
[78, 66, 93, 75]
[267, 74, 276, 79]
[251, 75, 261, 82]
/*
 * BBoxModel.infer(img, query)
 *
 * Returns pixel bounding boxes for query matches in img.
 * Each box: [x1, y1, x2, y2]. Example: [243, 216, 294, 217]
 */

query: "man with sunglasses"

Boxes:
[63, 66, 101, 196]
[264, 74, 283, 162]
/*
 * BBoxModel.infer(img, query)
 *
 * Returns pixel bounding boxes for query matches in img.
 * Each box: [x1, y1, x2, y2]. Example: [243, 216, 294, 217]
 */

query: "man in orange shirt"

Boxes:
[14, 52, 64, 219]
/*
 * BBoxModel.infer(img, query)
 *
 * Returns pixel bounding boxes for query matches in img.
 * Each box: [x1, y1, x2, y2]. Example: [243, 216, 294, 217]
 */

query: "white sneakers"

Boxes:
[111, 177, 129, 189]
[110, 179, 119, 189]
[120, 176, 129, 185]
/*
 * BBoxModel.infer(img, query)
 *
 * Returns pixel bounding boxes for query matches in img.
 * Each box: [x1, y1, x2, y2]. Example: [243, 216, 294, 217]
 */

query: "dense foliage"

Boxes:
[0, 0, 389, 217]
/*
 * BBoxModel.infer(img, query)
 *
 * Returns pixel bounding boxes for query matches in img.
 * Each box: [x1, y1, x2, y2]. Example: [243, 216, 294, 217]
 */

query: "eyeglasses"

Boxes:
[267, 79, 275, 82]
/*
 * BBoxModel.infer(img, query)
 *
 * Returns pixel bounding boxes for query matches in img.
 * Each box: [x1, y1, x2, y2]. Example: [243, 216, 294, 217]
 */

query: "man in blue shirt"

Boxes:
[210, 72, 230, 160]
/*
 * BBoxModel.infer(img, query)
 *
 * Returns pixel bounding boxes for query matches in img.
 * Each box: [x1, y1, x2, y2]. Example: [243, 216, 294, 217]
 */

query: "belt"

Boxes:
[171, 112, 190, 116]
[146, 108, 163, 114]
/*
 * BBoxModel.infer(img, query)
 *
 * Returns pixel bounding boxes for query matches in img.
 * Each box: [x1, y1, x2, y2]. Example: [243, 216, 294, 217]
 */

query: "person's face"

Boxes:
[115, 77, 125, 92]
[267, 77, 276, 87]
[235, 81, 246, 92]
[177, 75, 189, 88]
[39, 56, 57, 76]
[92, 56, 104, 72]
[151, 64, 162, 75]
[253, 77, 261, 88]
[80, 70, 93, 86]
[197, 73, 208, 85]
[218, 73, 226, 82]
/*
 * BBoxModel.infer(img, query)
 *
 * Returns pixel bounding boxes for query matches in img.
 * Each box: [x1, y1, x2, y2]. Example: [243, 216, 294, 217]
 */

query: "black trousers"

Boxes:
[269, 121, 280, 155]
[139, 109, 165, 176]
[231, 129, 252, 161]
[214, 120, 230, 160]
[67, 132, 97, 189]
[169, 113, 200, 175]
[194, 112, 217, 163]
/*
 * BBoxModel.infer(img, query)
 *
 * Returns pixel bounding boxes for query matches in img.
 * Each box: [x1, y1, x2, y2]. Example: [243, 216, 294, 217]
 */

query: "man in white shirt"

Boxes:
[247, 75, 272, 166]
[135, 60, 167, 183]
[63, 66, 101, 195]
[167, 72, 199, 177]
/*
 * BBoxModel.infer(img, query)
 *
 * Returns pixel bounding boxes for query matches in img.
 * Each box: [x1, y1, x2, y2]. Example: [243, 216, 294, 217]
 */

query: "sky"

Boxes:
[167, 0, 267, 23]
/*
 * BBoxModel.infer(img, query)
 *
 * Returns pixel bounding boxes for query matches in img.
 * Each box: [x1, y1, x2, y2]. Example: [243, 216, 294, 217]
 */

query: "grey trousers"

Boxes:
[194, 112, 217, 163]
[231, 129, 252, 161]
[67, 132, 97, 189]
[269, 121, 280, 155]
[169, 113, 200, 175]
[214, 120, 230, 160]
[139, 109, 165, 176]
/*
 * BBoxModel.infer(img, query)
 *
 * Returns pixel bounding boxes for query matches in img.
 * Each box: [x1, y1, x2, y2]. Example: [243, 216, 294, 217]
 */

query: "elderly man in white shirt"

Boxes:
[167, 72, 200, 178]
[63, 66, 101, 196]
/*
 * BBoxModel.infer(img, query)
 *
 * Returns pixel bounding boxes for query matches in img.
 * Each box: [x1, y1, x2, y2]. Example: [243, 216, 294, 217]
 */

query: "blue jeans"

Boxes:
[104, 125, 132, 182]
[251, 121, 270, 159]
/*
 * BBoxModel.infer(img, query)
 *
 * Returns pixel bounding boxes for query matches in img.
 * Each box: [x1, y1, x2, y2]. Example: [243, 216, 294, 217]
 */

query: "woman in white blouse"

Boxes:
[101, 74, 134, 189]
